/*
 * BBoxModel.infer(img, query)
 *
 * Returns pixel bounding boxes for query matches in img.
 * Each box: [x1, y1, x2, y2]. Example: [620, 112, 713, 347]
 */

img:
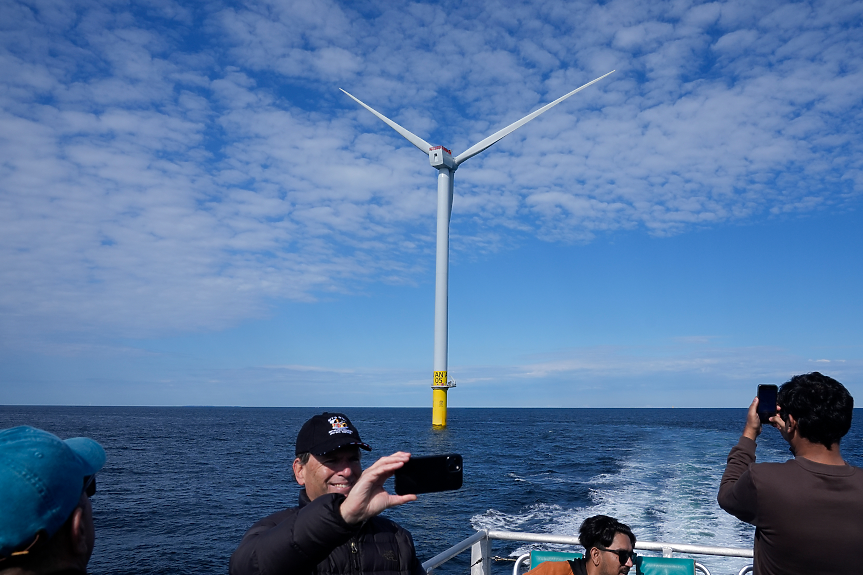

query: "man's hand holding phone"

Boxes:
[745, 384, 781, 440]
[744, 397, 764, 440]
[339, 452, 417, 525]
[339, 451, 464, 525]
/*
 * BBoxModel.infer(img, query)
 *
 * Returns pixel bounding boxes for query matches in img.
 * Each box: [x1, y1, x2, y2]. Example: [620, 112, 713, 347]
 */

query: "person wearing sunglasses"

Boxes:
[527, 515, 636, 575]
[0, 426, 105, 575]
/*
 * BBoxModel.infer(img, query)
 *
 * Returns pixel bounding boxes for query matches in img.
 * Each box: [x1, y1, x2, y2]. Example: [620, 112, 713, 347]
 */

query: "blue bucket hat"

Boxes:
[0, 426, 106, 557]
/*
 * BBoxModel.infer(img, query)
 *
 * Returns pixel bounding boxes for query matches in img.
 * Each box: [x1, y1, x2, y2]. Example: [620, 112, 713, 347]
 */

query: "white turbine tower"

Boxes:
[341, 70, 615, 427]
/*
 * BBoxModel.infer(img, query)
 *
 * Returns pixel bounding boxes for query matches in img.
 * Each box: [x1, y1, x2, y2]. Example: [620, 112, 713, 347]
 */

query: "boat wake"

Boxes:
[472, 424, 760, 574]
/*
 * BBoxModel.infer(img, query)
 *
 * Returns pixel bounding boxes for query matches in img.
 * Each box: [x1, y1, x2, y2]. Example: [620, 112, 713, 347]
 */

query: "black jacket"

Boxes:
[230, 490, 425, 575]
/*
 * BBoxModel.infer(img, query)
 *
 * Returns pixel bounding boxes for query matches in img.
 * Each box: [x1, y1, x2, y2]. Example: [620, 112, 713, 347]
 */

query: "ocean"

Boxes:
[2, 407, 862, 575]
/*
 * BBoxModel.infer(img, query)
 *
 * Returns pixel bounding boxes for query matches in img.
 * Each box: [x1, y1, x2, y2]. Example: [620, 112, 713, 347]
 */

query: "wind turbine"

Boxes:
[341, 70, 615, 427]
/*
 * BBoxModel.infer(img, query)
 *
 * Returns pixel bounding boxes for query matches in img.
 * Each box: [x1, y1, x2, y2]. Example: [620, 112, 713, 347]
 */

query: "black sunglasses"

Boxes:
[83, 474, 96, 498]
[597, 546, 636, 565]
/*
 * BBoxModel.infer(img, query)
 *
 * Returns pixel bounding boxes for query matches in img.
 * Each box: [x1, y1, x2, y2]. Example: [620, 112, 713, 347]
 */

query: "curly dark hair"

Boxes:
[777, 372, 854, 449]
[578, 515, 635, 552]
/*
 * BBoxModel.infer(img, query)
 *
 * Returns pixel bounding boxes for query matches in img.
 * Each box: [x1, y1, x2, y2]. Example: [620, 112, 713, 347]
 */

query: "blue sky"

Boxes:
[1, 0, 861, 407]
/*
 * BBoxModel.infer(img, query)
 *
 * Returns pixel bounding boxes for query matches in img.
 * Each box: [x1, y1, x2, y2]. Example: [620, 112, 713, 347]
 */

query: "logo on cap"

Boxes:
[328, 416, 354, 435]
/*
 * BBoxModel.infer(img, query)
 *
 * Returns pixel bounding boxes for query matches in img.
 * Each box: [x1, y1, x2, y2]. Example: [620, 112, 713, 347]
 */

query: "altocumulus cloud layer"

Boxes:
[1, 0, 861, 349]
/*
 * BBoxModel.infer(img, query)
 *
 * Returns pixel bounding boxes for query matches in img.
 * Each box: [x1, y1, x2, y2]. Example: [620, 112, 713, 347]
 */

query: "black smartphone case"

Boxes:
[394, 454, 463, 495]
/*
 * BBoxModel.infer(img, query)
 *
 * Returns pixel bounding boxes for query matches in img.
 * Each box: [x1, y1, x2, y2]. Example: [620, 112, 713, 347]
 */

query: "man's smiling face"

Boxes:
[293, 446, 362, 500]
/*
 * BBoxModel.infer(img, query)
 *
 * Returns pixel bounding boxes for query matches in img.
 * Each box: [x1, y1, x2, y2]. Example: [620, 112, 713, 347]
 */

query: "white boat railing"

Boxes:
[421, 529, 754, 575]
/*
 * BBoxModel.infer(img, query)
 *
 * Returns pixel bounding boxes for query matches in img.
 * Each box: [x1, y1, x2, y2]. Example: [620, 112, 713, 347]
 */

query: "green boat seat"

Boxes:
[634, 556, 695, 575]
[529, 550, 583, 570]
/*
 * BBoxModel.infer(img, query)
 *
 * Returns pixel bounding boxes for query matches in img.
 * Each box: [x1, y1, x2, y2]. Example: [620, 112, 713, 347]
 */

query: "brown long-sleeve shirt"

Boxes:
[718, 436, 863, 574]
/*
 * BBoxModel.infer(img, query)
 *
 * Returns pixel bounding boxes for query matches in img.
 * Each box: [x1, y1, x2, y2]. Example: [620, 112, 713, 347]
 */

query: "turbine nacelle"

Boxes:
[341, 70, 614, 173]
[429, 146, 455, 169]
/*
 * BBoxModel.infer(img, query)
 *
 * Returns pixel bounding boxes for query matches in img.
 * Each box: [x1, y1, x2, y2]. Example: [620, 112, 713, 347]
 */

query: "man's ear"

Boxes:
[68, 507, 89, 557]
[590, 547, 601, 566]
[292, 458, 306, 487]
[785, 413, 799, 434]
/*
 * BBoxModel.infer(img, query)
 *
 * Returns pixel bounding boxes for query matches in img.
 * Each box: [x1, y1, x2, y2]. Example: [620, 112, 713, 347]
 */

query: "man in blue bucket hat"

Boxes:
[0, 426, 105, 575]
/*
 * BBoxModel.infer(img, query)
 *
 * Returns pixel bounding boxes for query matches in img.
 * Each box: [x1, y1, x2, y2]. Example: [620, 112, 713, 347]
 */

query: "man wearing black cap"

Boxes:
[230, 412, 425, 575]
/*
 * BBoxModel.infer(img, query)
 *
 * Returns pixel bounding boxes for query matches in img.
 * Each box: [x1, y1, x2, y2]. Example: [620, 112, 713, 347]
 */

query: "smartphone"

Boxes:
[394, 454, 463, 495]
[757, 384, 778, 423]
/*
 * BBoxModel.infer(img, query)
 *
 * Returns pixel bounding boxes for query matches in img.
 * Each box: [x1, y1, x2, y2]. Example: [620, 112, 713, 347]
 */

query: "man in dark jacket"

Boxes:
[230, 412, 425, 575]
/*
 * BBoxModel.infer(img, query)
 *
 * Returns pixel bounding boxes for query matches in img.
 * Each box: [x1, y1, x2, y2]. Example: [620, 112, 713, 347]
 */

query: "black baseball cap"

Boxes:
[295, 412, 372, 456]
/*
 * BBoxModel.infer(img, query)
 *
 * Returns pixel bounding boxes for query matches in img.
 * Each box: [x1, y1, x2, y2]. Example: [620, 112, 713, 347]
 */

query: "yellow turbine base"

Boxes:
[432, 387, 448, 427]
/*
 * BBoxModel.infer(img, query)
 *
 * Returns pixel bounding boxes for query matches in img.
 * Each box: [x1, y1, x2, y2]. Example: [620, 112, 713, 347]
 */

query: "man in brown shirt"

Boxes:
[527, 515, 635, 575]
[718, 372, 863, 575]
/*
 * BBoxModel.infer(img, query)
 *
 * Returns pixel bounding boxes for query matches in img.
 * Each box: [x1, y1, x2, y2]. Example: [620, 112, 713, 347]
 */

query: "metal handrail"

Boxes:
[512, 553, 530, 575]
[424, 529, 753, 574]
[487, 530, 754, 558]
[423, 530, 488, 572]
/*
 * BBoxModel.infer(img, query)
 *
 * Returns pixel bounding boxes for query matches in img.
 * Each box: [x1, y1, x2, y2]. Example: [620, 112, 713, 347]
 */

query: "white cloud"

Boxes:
[0, 0, 861, 350]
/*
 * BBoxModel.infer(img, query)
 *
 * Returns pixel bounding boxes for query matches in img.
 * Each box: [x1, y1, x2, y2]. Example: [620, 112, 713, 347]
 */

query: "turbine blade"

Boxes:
[453, 70, 615, 166]
[340, 88, 432, 155]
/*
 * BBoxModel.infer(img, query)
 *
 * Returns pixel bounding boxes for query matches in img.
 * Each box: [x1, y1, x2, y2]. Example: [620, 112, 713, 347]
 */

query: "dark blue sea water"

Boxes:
[2, 407, 862, 575]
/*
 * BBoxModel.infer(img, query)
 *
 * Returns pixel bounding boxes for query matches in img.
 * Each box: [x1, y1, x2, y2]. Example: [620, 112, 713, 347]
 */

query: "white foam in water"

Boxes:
[473, 425, 758, 575]
[506, 472, 529, 483]
[474, 503, 567, 533]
